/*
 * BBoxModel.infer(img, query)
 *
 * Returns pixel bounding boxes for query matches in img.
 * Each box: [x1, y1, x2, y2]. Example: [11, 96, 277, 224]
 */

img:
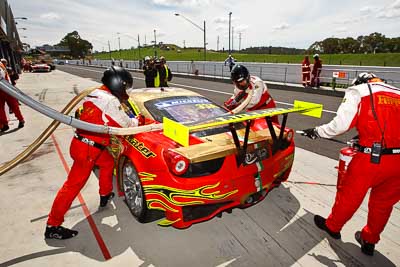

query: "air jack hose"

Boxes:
[0, 85, 97, 175]
[0, 78, 252, 175]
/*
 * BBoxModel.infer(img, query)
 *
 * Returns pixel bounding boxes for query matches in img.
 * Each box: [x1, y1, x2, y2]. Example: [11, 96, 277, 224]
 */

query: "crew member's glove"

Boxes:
[300, 128, 320, 140]
[224, 98, 238, 110]
[136, 113, 145, 126]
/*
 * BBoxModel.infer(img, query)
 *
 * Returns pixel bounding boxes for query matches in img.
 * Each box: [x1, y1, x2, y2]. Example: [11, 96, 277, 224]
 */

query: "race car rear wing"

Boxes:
[163, 100, 323, 147]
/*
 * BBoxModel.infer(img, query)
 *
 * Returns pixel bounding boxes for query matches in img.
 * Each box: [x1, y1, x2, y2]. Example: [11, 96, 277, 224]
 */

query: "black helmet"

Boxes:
[101, 66, 133, 101]
[231, 64, 250, 90]
[351, 72, 378, 86]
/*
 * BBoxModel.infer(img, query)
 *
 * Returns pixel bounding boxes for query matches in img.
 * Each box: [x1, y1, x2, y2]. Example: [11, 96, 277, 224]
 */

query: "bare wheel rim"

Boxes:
[122, 160, 144, 216]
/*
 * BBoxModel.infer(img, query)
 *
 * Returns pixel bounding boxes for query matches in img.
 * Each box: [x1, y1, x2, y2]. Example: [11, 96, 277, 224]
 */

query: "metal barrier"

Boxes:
[69, 59, 400, 89]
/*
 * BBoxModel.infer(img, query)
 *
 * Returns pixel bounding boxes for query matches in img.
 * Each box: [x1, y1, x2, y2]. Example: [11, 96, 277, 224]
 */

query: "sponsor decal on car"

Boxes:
[125, 136, 157, 158]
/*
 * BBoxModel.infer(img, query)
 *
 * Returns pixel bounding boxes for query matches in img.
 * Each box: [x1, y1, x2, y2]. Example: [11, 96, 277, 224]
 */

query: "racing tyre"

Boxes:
[121, 157, 147, 222]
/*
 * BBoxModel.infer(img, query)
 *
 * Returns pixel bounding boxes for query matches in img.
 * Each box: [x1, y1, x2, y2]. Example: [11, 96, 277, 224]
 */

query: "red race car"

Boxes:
[114, 87, 321, 229]
[31, 63, 51, 72]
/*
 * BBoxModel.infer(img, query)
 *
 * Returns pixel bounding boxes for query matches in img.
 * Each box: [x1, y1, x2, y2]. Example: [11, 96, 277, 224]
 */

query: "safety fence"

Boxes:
[67, 59, 400, 89]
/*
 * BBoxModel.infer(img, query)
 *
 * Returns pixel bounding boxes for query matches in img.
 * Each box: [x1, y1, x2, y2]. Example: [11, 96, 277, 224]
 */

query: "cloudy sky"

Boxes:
[9, 0, 400, 52]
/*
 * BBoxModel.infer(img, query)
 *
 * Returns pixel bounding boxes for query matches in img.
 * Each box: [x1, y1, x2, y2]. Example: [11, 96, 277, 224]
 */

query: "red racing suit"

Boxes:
[311, 59, 322, 87]
[316, 81, 400, 244]
[301, 58, 311, 86]
[47, 85, 139, 226]
[0, 63, 24, 126]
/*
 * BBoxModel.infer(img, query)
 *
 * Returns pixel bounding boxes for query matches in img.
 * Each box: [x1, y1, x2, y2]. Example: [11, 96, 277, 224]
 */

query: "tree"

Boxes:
[57, 31, 93, 58]
[385, 37, 400, 53]
[340, 37, 359, 53]
[308, 41, 323, 54]
[321, 38, 341, 54]
[361, 32, 386, 53]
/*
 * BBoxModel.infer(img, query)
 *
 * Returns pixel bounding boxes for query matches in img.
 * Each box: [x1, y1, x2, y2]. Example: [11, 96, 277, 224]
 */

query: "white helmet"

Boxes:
[313, 54, 319, 59]
[351, 72, 378, 85]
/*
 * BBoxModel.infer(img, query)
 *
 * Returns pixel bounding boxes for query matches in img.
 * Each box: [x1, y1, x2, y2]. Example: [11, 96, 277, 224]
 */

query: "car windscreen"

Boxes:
[145, 96, 227, 123]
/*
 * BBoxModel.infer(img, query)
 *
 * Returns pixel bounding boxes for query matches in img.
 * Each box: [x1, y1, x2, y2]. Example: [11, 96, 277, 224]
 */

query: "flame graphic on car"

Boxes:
[143, 182, 238, 212]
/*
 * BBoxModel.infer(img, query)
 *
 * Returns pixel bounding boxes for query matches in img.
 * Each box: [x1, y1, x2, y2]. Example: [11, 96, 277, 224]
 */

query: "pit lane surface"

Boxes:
[0, 69, 398, 267]
[57, 64, 356, 160]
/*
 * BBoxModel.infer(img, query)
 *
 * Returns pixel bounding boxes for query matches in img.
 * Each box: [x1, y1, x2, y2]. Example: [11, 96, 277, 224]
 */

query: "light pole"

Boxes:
[175, 13, 206, 61]
[116, 32, 121, 58]
[108, 40, 112, 60]
[228, 12, 232, 55]
[137, 34, 141, 59]
[153, 29, 157, 57]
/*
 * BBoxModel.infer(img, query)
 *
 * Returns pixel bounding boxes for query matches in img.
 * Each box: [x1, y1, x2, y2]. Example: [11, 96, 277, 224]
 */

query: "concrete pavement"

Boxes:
[0, 70, 398, 267]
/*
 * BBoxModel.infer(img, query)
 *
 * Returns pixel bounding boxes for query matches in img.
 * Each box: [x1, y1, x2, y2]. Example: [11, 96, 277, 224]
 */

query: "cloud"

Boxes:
[360, 6, 374, 14]
[272, 23, 290, 31]
[335, 26, 348, 33]
[40, 12, 61, 20]
[215, 25, 226, 32]
[214, 16, 237, 24]
[376, 10, 400, 18]
[235, 25, 249, 33]
[391, 0, 400, 8]
[377, 0, 400, 18]
[151, 0, 212, 7]
[214, 17, 229, 24]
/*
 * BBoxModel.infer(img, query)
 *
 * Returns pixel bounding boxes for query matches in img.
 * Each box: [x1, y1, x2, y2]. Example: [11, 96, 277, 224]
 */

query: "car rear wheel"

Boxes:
[121, 158, 147, 222]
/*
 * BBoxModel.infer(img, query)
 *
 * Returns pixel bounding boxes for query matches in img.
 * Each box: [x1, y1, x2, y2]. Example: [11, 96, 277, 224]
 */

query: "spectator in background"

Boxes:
[143, 56, 156, 87]
[155, 56, 172, 87]
[311, 54, 322, 88]
[190, 60, 198, 75]
[0, 58, 24, 132]
[301, 56, 311, 87]
[224, 54, 236, 72]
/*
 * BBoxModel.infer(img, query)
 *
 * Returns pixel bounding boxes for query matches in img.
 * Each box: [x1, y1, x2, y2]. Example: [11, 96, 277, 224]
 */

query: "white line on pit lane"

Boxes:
[65, 65, 337, 115]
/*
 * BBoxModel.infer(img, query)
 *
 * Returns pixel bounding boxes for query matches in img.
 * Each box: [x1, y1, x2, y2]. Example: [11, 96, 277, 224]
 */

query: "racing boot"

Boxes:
[44, 225, 78, 239]
[100, 192, 115, 207]
[18, 120, 25, 129]
[314, 215, 341, 239]
[355, 231, 375, 256]
[1, 124, 9, 132]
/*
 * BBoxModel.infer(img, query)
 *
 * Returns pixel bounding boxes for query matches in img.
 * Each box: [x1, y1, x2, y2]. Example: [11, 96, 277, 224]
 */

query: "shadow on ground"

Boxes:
[0, 186, 396, 267]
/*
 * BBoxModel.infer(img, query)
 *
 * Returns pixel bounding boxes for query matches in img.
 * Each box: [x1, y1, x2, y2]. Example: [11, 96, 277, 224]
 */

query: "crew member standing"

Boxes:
[0, 58, 25, 132]
[143, 56, 156, 88]
[311, 54, 322, 88]
[224, 65, 277, 122]
[155, 56, 172, 87]
[45, 66, 143, 239]
[224, 54, 236, 72]
[300, 72, 400, 256]
[301, 56, 311, 87]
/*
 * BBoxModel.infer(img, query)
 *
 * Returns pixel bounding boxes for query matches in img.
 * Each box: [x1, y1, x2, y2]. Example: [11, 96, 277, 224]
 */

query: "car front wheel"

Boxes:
[121, 158, 147, 222]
